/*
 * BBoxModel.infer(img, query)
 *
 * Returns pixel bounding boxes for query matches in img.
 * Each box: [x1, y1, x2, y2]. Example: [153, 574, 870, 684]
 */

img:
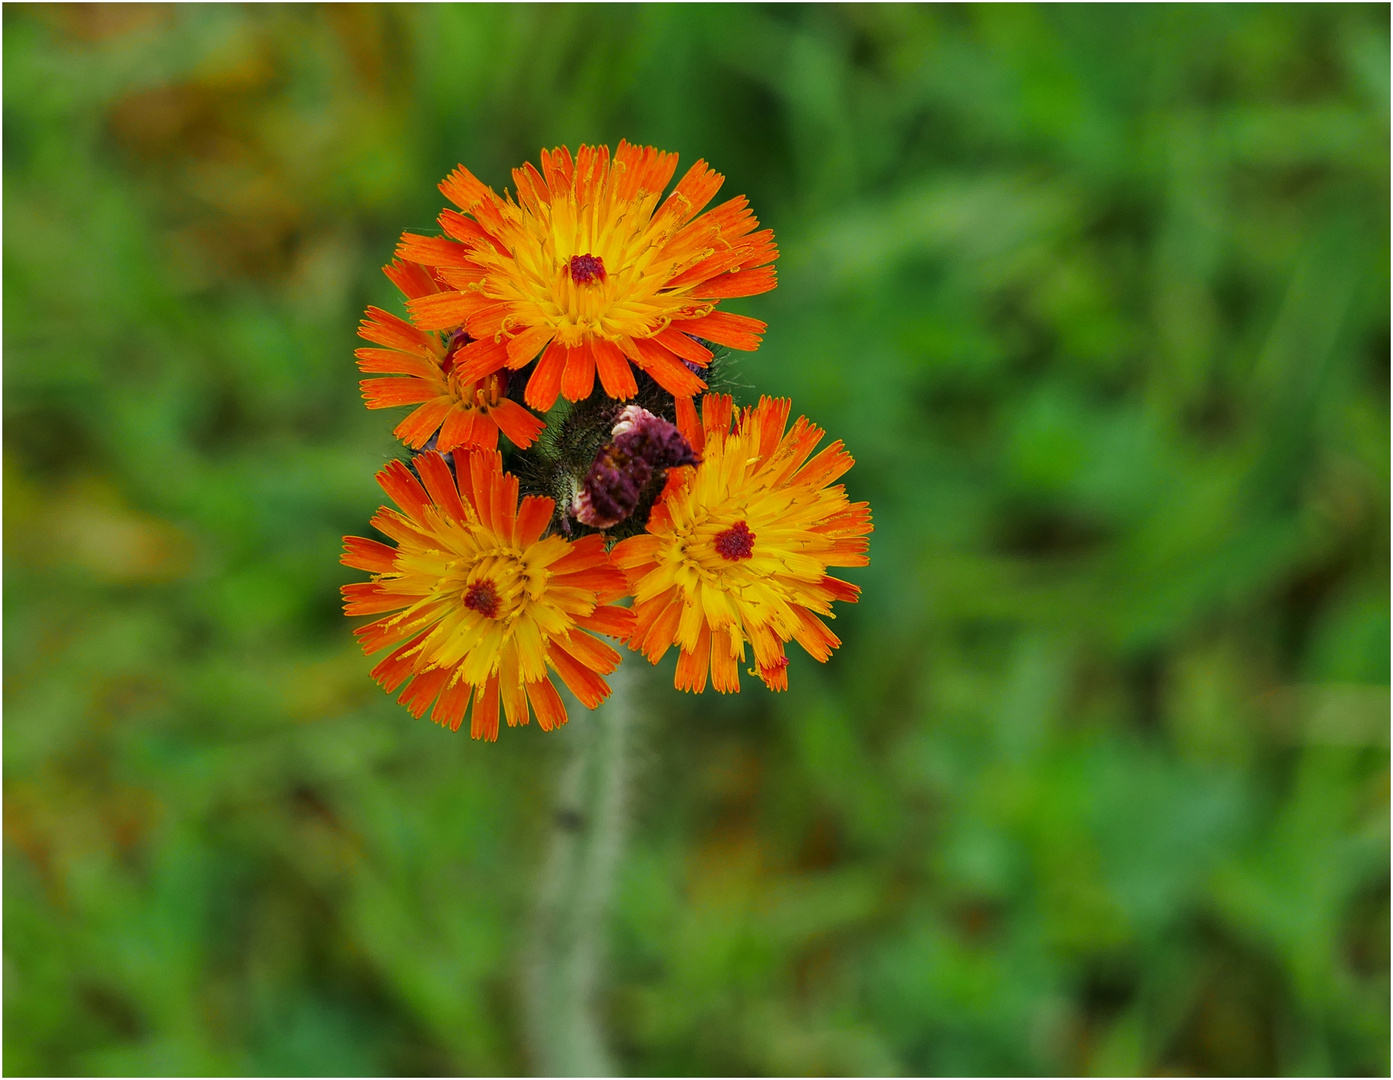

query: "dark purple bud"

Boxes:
[573, 455, 653, 529]
[610, 405, 699, 471]
[572, 406, 698, 528]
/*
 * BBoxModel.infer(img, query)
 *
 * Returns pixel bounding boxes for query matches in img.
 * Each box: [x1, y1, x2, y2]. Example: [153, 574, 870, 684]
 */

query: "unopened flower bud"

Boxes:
[610, 405, 701, 471]
[572, 407, 699, 528]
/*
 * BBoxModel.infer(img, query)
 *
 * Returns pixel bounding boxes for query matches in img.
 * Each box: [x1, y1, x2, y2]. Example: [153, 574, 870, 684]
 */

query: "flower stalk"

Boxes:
[524, 653, 637, 1076]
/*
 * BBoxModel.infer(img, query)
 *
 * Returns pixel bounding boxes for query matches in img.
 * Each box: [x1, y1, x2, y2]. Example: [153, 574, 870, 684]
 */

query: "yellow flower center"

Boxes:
[488, 189, 709, 349]
[667, 509, 768, 588]
[441, 542, 549, 624]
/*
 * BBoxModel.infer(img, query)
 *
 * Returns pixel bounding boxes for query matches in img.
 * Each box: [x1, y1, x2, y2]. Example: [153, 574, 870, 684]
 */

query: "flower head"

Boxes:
[398, 142, 778, 413]
[356, 258, 545, 452]
[342, 449, 636, 739]
[612, 395, 872, 693]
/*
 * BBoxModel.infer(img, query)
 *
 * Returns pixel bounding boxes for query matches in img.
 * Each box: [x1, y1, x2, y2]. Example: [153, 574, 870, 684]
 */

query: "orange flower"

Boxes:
[613, 395, 872, 694]
[398, 142, 778, 419]
[342, 449, 636, 739]
[356, 258, 545, 452]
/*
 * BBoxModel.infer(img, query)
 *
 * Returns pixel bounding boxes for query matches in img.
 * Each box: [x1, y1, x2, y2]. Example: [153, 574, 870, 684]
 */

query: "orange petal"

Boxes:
[438, 208, 503, 253]
[341, 535, 397, 573]
[636, 597, 683, 663]
[548, 641, 611, 709]
[553, 564, 627, 595]
[701, 394, 734, 440]
[515, 494, 556, 547]
[360, 377, 439, 408]
[670, 311, 766, 351]
[754, 396, 793, 462]
[413, 451, 468, 524]
[560, 343, 597, 401]
[377, 458, 432, 523]
[395, 233, 476, 270]
[506, 324, 554, 370]
[431, 678, 473, 732]
[793, 442, 855, 489]
[548, 533, 609, 574]
[489, 399, 545, 449]
[355, 348, 440, 378]
[626, 338, 705, 397]
[467, 451, 500, 533]
[393, 401, 453, 449]
[501, 672, 530, 729]
[383, 258, 441, 299]
[525, 678, 568, 732]
[526, 341, 568, 411]
[512, 160, 551, 216]
[653, 327, 712, 367]
[710, 630, 741, 694]
[406, 292, 475, 332]
[342, 581, 411, 617]
[437, 406, 481, 452]
[439, 164, 491, 210]
[689, 265, 778, 300]
[556, 632, 621, 676]
[451, 335, 511, 384]
[368, 631, 431, 692]
[791, 607, 840, 663]
[674, 622, 711, 693]
[592, 338, 638, 399]
[610, 534, 663, 570]
[540, 145, 574, 191]
[820, 576, 861, 604]
[576, 604, 637, 639]
[436, 264, 489, 291]
[398, 666, 451, 719]
[758, 660, 789, 693]
[675, 395, 700, 449]
[614, 139, 679, 202]
[653, 159, 724, 231]
[471, 674, 501, 741]
[355, 608, 434, 655]
[359, 306, 435, 354]
[491, 468, 519, 543]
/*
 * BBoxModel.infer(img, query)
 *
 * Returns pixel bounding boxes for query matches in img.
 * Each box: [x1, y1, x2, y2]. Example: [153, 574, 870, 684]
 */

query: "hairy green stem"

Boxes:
[524, 652, 637, 1076]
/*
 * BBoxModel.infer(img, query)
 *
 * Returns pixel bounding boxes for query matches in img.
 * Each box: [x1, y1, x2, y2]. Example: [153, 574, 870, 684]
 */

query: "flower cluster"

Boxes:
[344, 142, 872, 739]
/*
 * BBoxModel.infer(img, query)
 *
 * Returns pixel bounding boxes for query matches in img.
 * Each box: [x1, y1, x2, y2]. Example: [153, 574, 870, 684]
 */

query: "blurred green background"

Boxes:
[5, 4, 1389, 1075]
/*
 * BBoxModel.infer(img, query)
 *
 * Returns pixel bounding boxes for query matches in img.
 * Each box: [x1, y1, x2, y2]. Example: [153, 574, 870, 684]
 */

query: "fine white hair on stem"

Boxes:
[522, 651, 639, 1076]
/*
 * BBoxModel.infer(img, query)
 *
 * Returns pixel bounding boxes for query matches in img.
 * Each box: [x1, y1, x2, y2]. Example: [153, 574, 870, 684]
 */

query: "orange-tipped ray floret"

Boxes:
[399, 141, 778, 414]
[342, 450, 636, 739]
[356, 259, 545, 452]
[612, 395, 871, 693]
